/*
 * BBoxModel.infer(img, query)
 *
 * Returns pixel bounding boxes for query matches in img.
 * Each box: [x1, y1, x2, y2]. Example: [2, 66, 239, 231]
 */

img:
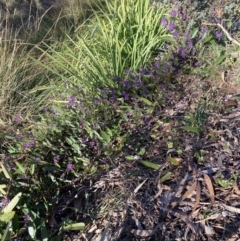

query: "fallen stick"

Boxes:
[202, 22, 240, 47]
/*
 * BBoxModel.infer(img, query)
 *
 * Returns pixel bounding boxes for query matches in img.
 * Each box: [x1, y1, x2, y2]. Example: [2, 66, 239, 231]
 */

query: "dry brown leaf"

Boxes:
[133, 218, 143, 230]
[203, 174, 215, 207]
[131, 229, 155, 238]
[233, 182, 240, 195]
[195, 213, 220, 223]
[193, 181, 201, 212]
[222, 204, 240, 214]
[204, 225, 215, 235]
[175, 172, 189, 198]
[171, 181, 197, 208]
[134, 178, 148, 194]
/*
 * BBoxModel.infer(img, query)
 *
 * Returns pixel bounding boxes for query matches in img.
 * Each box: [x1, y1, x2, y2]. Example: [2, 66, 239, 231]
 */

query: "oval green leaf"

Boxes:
[159, 172, 172, 183]
[0, 211, 15, 222]
[15, 162, 25, 174]
[3, 192, 22, 213]
[167, 156, 180, 166]
[63, 222, 85, 231]
[139, 160, 160, 170]
[0, 162, 11, 180]
[182, 126, 200, 135]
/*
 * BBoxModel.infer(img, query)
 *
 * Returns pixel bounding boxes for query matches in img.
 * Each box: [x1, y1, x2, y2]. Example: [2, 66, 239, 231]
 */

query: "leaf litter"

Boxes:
[61, 73, 240, 240]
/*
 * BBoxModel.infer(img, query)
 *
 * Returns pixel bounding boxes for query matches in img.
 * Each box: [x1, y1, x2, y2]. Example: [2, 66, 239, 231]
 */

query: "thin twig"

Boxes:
[202, 22, 240, 47]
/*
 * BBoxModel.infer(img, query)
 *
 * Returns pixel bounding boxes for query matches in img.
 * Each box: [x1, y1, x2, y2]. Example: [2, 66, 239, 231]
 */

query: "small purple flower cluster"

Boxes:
[24, 140, 35, 149]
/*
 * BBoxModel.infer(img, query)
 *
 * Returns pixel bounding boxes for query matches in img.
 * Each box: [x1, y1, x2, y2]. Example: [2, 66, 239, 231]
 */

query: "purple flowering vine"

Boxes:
[68, 96, 76, 107]
[67, 163, 74, 171]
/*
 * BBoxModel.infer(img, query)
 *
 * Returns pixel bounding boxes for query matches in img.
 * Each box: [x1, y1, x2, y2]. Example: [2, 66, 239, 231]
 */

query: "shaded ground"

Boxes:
[50, 71, 240, 240]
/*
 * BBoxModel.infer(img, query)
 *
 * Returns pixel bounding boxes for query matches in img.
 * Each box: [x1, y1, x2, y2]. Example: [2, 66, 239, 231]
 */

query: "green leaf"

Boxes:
[203, 35, 213, 44]
[12, 214, 19, 232]
[0, 211, 15, 222]
[167, 156, 180, 166]
[159, 172, 172, 183]
[2, 192, 22, 213]
[30, 164, 35, 175]
[182, 126, 200, 135]
[214, 55, 226, 65]
[63, 222, 85, 231]
[138, 148, 146, 156]
[191, 27, 199, 38]
[40, 220, 49, 240]
[138, 97, 153, 106]
[139, 160, 160, 170]
[66, 137, 74, 145]
[28, 222, 36, 239]
[101, 131, 111, 143]
[0, 162, 11, 180]
[125, 155, 136, 161]
[0, 188, 6, 195]
[15, 162, 25, 174]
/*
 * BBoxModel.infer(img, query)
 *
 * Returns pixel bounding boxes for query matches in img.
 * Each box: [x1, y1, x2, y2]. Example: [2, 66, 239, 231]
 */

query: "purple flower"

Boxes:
[201, 26, 207, 33]
[187, 39, 193, 49]
[89, 141, 95, 146]
[167, 21, 175, 32]
[161, 18, 168, 27]
[101, 88, 108, 96]
[170, 10, 177, 17]
[195, 62, 201, 67]
[67, 163, 74, 171]
[179, 47, 188, 58]
[109, 97, 115, 103]
[68, 96, 76, 107]
[164, 65, 169, 73]
[173, 30, 179, 39]
[124, 79, 130, 88]
[78, 103, 82, 110]
[93, 123, 99, 130]
[54, 156, 60, 163]
[215, 30, 223, 40]
[154, 61, 161, 68]
[0, 198, 10, 208]
[24, 140, 35, 149]
[23, 214, 30, 227]
[16, 134, 24, 141]
[113, 76, 121, 82]
[125, 69, 133, 75]
[94, 99, 100, 105]
[15, 114, 23, 124]
[122, 91, 129, 100]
